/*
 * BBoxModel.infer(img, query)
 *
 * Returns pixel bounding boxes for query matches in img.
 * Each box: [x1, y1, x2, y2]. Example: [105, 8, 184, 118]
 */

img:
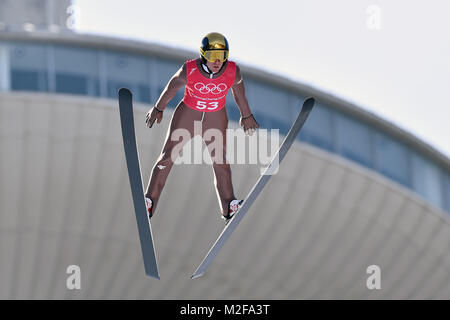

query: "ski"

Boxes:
[118, 88, 160, 279]
[191, 97, 315, 279]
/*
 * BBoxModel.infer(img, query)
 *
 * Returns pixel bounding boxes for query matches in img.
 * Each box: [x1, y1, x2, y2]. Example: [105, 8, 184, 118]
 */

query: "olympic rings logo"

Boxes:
[194, 82, 227, 95]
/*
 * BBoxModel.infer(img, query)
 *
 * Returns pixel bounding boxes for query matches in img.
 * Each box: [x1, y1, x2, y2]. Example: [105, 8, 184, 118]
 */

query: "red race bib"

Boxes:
[183, 59, 236, 112]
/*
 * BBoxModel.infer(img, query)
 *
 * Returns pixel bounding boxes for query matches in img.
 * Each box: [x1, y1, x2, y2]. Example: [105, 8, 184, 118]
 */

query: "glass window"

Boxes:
[374, 132, 410, 187]
[54, 45, 99, 96]
[299, 102, 335, 152]
[55, 73, 90, 95]
[245, 79, 292, 132]
[271, 117, 290, 136]
[104, 51, 150, 103]
[252, 112, 273, 131]
[154, 58, 183, 107]
[226, 92, 240, 122]
[411, 153, 443, 208]
[10, 42, 48, 92]
[11, 69, 42, 91]
[336, 113, 373, 167]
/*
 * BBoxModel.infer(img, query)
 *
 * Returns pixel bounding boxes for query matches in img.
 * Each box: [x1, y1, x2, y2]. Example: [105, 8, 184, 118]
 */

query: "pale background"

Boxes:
[75, 0, 450, 158]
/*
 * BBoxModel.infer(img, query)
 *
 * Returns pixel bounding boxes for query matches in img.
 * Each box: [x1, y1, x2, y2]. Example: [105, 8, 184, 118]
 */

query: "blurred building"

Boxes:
[0, 0, 449, 299]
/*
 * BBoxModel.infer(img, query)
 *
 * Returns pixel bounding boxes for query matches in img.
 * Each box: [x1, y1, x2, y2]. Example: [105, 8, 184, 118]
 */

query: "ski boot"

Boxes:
[145, 197, 154, 220]
[222, 199, 244, 224]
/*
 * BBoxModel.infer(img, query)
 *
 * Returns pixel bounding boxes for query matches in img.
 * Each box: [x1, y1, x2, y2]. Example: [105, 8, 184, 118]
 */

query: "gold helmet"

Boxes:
[200, 32, 229, 63]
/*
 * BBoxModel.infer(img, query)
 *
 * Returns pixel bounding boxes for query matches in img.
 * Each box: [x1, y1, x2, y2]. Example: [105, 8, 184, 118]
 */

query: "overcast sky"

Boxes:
[75, 0, 450, 159]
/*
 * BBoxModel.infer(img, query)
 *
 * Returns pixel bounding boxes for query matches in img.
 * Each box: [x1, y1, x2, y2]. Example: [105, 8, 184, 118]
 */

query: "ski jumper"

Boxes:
[145, 59, 237, 215]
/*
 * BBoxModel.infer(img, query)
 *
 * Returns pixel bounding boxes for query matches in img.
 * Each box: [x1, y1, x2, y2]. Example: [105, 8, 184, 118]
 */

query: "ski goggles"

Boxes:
[200, 49, 229, 62]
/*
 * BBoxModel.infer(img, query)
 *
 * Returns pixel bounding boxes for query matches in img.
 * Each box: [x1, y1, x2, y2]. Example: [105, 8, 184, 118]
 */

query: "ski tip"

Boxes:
[305, 97, 315, 104]
[190, 272, 204, 280]
[301, 97, 315, 112]
[118, 87, 132, 97]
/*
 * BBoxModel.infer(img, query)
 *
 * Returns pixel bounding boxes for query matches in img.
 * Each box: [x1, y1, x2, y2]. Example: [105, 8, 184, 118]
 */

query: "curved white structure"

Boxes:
[1, 92, 448, 299]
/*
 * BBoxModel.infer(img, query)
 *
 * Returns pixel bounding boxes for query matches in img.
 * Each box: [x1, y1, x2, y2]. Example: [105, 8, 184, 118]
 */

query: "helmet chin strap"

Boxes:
[201, 63, 215, 79]
[201, 60, 227, 79]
